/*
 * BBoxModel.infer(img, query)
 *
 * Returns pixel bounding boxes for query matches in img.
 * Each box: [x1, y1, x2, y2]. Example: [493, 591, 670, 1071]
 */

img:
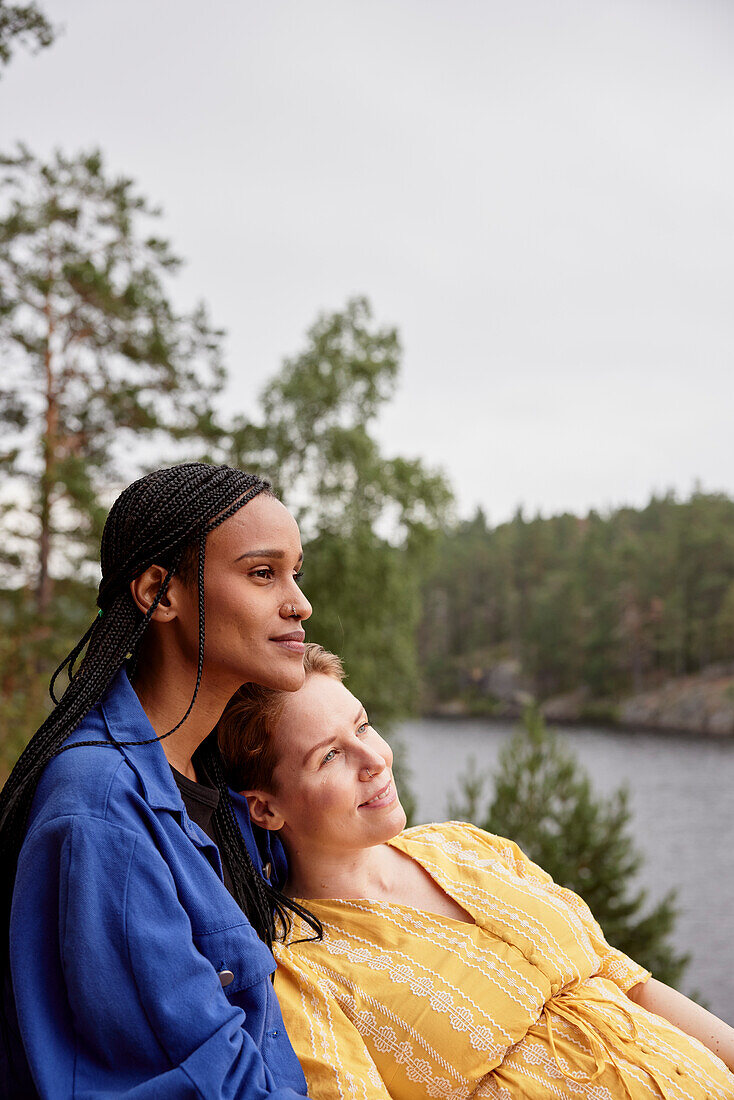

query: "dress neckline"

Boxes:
[290, 834, 476, 927]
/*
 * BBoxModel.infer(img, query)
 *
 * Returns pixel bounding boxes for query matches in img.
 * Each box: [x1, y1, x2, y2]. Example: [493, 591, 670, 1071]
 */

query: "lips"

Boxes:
[271, 629, 306, 652]
[359, 779, 396, 809]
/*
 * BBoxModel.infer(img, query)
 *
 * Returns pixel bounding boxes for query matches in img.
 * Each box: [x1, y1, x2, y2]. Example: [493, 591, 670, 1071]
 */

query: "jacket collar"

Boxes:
[98, 668, 286, 878]
[100, 668, 185, 812]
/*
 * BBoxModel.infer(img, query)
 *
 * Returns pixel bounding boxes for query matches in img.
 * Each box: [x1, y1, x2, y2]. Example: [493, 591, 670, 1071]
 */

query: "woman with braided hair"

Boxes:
[0, 463, 319, 1099]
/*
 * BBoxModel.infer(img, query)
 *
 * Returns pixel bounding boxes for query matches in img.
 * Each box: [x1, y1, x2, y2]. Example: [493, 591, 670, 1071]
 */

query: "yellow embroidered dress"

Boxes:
[273, 822, 734, 1100]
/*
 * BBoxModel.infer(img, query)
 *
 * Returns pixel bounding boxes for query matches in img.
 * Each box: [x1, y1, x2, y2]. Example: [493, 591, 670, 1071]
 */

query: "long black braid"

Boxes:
[0, 462, 320, 962]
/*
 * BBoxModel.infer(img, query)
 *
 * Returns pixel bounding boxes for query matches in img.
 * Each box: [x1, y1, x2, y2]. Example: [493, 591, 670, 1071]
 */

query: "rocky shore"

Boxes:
[430, 661, 734, 738]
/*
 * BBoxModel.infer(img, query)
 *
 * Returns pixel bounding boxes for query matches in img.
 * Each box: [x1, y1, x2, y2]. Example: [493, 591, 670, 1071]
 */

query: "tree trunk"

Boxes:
[36, 288, 56, 617]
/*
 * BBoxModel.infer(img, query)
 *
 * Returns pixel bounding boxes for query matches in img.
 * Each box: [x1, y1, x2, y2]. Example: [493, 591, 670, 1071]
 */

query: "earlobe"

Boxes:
[244, 791, 284, 832]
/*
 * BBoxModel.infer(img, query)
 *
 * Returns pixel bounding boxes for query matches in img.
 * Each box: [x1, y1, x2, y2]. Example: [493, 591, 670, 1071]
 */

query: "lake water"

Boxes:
[392, 717, 734, 1022]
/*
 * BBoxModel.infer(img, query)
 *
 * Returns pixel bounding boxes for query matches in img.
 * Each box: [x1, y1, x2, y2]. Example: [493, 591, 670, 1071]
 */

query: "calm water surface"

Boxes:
[393, 717, 734, 1022]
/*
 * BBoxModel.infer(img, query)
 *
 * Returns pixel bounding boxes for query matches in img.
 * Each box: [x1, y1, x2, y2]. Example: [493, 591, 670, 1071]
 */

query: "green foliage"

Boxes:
[0, 145, 226, 603]
[0, 577, 97, 779]
[449, 708, 688, 986]
[388, 736, 417, 827]
[0, 1, 55, 73]
[298, 531, 419, 721]
[420, 492, 734, 707]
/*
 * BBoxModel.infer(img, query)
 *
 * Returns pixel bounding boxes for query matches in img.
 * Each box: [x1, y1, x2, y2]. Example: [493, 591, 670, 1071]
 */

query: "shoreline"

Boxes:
[418, 708, 734, 743]
[420, 664, 734, 741]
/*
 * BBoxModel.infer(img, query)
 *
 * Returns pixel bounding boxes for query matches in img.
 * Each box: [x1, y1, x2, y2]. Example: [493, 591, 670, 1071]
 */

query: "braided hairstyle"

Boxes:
[0, 462, 319, 957]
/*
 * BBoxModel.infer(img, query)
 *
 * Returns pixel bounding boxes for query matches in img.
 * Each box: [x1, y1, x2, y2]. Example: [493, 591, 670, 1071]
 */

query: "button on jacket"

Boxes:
[5, 669, 308, 1099]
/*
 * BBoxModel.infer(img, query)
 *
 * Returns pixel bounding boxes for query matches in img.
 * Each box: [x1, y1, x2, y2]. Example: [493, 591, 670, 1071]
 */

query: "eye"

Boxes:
[294, 569, 304, 584]
[321, 748, 338, 765]
[357, 722, 369, 736]
[250, 566, 274, 581]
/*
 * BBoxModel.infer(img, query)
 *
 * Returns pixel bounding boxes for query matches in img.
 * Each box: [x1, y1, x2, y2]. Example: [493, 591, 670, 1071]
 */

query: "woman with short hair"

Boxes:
[219, 642, 734, 1100]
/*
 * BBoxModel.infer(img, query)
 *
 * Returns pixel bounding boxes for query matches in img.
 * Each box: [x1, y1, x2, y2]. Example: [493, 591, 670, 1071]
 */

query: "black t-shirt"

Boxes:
[170, 759, 236, 899]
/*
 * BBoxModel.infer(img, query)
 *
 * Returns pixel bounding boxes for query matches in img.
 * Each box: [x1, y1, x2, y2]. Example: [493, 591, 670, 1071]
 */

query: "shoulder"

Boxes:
[21, 754, 152, 878]
[396, 820, 515, 857]
[28, 722, 156, 842]
[394, 821, 549, 881]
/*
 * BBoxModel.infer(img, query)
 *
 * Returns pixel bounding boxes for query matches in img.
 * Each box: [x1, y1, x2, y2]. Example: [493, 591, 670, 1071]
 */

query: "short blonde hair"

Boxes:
[218, 642, 345, 792]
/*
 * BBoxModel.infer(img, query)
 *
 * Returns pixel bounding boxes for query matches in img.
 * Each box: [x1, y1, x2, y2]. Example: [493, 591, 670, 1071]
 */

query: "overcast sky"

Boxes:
[4, 0, 733, 522]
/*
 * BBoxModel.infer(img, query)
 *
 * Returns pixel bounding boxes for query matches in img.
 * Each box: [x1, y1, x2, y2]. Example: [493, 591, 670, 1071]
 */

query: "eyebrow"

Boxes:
[303, 736, 336, 767]
[234, 548, 303, 563]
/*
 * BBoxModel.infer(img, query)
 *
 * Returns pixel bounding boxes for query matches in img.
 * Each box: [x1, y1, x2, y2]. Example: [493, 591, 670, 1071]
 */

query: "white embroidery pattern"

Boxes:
[309, 961, 473, 1099]
[341, 898, 543, 1015]
[312, 916, 522, 1052]
[289, 956, 388, 1098]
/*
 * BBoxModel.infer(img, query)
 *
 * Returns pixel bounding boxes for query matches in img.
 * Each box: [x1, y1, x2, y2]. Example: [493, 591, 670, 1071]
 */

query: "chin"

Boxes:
[382, 800, 407, 841]
[262, 660, 306, 692]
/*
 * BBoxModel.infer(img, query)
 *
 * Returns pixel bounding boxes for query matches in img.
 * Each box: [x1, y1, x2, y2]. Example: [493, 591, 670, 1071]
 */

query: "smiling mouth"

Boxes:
[359, 780, 395, 809]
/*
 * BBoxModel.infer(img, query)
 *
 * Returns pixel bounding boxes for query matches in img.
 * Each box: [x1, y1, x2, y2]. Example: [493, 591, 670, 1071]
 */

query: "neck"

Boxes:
[132, 647, 238, 781]
[284, 839, 398, 901]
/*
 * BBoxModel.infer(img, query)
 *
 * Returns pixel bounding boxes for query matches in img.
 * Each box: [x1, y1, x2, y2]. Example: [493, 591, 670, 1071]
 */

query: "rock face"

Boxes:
[541, 688, 591, 723]
[485, 660, 533, 709]
[617, 669, 734, 736]
[534, 665, 734, 736]
[431, 658, 534, 718]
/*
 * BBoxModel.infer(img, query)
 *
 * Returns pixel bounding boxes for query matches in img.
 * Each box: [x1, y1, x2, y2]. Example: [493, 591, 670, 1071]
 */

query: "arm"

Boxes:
[12, 815, 308, 1100]
[628, 977, 734, 1071]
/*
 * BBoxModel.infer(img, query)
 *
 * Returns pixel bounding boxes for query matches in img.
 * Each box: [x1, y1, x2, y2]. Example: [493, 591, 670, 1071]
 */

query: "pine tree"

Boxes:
[0, 144, 226, 610]
[449, 708, 688, 986]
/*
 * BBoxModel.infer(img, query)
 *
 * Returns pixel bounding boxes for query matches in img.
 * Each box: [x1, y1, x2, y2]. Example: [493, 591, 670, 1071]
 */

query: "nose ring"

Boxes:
[366, 769, 375, 779]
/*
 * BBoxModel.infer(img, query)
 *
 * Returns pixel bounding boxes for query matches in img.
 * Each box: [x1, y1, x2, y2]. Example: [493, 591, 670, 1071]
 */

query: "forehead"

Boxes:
[207, 494, 301, 557]
[277, 674, 361, 749]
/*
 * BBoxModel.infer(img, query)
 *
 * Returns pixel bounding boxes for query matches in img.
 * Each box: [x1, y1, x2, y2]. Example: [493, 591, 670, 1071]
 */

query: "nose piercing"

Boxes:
[366, 769, 375, 779]
[291, 603, 297, 617]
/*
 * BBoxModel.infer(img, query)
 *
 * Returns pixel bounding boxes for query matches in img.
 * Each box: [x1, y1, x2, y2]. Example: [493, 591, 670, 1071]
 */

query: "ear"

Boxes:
[243, 790, 285, 832]
[129, 565, 184, 621]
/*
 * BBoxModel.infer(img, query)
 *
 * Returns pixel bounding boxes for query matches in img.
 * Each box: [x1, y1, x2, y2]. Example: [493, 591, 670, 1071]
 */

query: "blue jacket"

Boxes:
[4, 670, 308, 1099]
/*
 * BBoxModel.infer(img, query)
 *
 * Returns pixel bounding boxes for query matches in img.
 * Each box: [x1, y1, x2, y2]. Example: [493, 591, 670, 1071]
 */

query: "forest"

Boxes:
[418, 493, 734, 715]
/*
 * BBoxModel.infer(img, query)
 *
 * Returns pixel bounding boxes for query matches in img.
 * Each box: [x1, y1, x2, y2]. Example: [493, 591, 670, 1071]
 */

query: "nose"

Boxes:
[280, 591, 312, 621]
[358, 746, 389, 782]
